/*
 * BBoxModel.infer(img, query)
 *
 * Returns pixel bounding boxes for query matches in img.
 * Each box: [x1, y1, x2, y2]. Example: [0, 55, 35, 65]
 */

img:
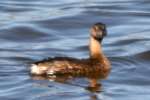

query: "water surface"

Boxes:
[0, 0, 150, 100]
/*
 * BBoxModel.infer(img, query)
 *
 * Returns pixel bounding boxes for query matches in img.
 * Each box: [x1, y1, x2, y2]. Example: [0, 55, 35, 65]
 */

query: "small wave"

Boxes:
[0, 24, 52, 42]
[134, 50, 150, 61]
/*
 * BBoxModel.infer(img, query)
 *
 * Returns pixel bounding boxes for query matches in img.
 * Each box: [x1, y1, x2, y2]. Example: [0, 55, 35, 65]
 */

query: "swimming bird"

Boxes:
[30, 23, 111, 77]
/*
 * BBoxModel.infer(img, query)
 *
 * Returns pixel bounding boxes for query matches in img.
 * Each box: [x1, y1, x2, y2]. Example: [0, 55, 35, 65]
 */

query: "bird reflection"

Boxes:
[31, 72, 109, 100]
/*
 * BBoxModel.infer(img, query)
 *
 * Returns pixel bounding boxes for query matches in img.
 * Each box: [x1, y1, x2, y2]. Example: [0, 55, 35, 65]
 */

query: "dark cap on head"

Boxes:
[91, 22, 107, 42]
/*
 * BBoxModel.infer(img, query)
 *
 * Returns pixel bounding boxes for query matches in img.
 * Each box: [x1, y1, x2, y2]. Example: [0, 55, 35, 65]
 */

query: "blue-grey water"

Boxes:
[0, 0, 150, 100]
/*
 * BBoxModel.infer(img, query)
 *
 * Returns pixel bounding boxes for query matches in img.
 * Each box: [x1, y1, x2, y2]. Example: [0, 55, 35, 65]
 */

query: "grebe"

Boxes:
[30, 23, 111, 77]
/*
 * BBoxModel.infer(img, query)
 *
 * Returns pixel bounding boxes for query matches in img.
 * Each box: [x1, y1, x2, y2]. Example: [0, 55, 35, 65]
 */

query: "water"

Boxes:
[0, 0, 150, 100]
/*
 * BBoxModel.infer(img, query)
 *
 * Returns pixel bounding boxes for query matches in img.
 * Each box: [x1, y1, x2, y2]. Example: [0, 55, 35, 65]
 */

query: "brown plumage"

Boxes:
[30, 23, 111, 78]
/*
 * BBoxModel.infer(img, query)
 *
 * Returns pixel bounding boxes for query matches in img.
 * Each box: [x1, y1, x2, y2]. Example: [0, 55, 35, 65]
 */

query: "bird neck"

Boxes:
[89, 36, 104, 60]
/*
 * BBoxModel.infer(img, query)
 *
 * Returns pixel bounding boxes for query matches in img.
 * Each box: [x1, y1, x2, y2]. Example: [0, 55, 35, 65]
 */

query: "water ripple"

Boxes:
[0, 0, 150, 100]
